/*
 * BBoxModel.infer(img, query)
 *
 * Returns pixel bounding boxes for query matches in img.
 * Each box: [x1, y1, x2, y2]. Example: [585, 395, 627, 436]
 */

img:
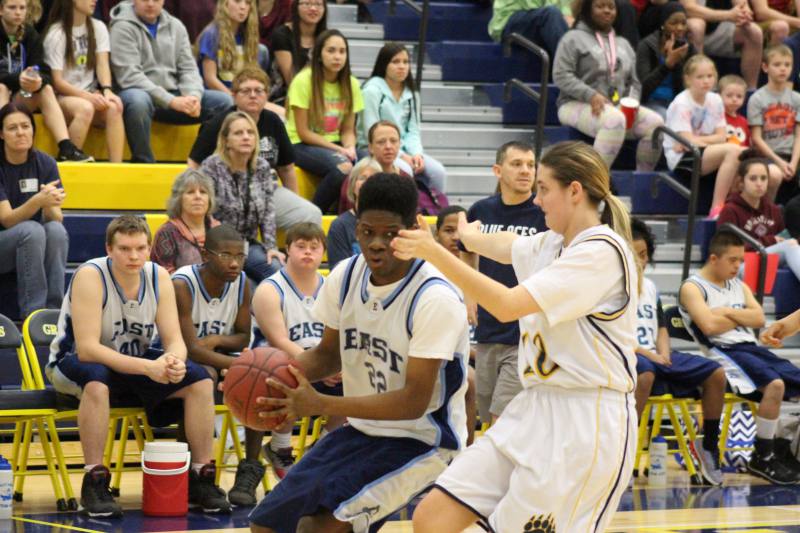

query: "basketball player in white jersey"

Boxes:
[46, 216, 229, 517]
[246, 173, 469, 533]
[172, 224, 255, 507]
[250, 221, 343, 482]
[393, 141, 639, 533]
[680, 229, 800, 484]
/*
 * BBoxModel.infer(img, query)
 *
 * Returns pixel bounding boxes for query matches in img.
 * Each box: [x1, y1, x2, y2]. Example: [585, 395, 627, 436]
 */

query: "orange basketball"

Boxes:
[223, 347, 302, 431]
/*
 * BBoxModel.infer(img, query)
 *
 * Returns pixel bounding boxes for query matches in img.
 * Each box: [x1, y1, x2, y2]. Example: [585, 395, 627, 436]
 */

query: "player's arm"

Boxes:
[761, 308, 800, 347]
[459, 250, 479, 324]
[154, 266, 188, 361]
[71, 267, 165, 379]
[291, 326, 342, 381]
[251, 281, 305, 357]
[206, 280, 251, 354]
[679, 282, 739, 337]
[719, 282, 766, 328]
[655, 326, 672, 359]
[457, 213, 517, 264]
[173, 278, 237, 369]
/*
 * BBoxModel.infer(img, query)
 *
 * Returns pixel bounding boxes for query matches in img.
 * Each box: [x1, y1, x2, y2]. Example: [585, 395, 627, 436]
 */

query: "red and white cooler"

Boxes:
[141, 441, 190, 516]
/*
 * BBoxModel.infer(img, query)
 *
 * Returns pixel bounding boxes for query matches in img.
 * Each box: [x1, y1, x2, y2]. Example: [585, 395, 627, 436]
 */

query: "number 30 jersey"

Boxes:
[50, 257, 160, 365]
[313, 255, 469, 450]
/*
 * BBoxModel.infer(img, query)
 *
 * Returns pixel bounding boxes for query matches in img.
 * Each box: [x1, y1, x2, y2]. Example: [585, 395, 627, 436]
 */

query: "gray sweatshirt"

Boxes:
[553, 21, 641, 107]
[109, 1, 203, 108]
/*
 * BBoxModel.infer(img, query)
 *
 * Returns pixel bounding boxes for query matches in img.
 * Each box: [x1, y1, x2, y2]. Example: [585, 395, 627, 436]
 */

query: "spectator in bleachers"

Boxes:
[196, 0, 269, 97]
[718, 151, 800, 280]
[150, 169, 221, 274]
[326, 157, 380, 268]
[0, 0, 93, 161]
[748, 44, 800, 203]
[679, 0, 762, 89]
[636, 1, 695, 119]
[188, 68, 320, 227]
[164, 0, 216, 41]
[42, 0, 125, 163]
[750, 0, 800, 45]
[257, 0, 290, 48]
[487, 0, 570, 62]
[785, 194, 800, 238]
[664, 54, 744, 217]
[359, 42, 447, 193]
[0, 102, 67, 319]
[270, 0, 326, 99]
[201, 110, 283, 282]
[109, 0, 232, 163]
[720, 74, 751, 146]
[554, 0, 664, 171]
[286, 29, 362, 213]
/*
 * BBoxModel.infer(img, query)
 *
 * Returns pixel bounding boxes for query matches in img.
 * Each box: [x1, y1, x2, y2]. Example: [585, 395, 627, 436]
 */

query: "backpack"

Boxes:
[415, 178, 448, 216]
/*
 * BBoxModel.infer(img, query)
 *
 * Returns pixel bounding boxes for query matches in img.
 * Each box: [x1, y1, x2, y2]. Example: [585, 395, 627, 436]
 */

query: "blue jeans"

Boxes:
[0, 220, 68, 318]
[245, 242, 283, 284]
[292, 143, 351, 213]
[119, 88, 232, 163]
[502, 5, 568, 63]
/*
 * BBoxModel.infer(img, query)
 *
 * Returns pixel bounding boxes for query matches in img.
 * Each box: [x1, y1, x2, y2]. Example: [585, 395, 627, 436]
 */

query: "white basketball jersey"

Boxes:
[511, 225, 639, 393]
[250, 269, 325, 349]
[49, 257, 161, 364]
[679, 274, 757, 346]
[636, 277, 661, 351]
[314, 256, 469, 450]
[172, 265, 245, 338]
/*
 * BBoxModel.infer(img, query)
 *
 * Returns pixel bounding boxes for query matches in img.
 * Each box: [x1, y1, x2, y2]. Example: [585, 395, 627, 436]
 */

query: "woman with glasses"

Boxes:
[151, 168, 221, 274]
[201, 110, 283, 283]
[270, 0, 327, 95]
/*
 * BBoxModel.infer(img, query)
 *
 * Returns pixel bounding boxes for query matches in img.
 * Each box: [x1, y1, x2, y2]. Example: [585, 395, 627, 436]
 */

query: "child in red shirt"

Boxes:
[720, 75, 751, 147]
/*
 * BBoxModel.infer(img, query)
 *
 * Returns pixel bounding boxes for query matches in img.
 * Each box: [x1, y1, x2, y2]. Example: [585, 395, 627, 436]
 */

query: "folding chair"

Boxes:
[21, 309, 153, 499]
[0, 312, 72, 510]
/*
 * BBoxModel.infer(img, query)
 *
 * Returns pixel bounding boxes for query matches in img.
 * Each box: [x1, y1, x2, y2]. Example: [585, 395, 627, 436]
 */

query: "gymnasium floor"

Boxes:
[4, 443, 800, 532]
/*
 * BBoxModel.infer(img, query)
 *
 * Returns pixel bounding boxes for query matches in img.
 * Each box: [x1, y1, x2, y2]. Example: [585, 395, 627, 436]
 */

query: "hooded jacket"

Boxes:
[553, 21, 640, 107]
[357, 77, 423, 155]
[109, 1, 203, 108]
[0, 23, 51, 93]
[717, 191, 785, 248]
[636, 30, 696, 104]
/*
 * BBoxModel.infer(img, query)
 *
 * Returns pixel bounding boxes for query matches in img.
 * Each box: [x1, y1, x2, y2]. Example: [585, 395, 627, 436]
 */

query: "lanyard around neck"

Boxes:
[595, 30, 617, 84]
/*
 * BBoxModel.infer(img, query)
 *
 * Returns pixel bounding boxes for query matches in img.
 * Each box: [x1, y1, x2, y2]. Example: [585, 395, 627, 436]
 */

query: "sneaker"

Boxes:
[774, 438, 800, 477]
[747, 451, 800, 485]
[263, 444, 295, 480]
[57, 145, 94, 162]
[189, 464, 232, 514]
[228, 459, 265, 507]
[79, 465, 122, 518]
[693, 440, 723, 486]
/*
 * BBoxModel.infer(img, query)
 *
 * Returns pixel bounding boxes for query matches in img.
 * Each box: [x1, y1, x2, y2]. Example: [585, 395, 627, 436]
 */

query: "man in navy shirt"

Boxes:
[460, 141, 546, 424]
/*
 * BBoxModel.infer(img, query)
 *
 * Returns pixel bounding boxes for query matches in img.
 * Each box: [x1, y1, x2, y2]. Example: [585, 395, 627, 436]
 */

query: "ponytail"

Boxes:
[602, 193, 642, 293]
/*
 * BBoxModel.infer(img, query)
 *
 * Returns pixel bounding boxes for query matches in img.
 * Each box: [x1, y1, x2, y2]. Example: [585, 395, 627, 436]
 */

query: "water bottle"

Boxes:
[19, 66, 39, 98]
[0, 455, 13, 519]
[648, 434, 668, 487]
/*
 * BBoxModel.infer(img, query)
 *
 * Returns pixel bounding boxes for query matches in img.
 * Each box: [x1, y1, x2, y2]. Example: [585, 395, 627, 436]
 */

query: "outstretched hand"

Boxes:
[255, 366, 322, 419]
[391, 214, 440, 261]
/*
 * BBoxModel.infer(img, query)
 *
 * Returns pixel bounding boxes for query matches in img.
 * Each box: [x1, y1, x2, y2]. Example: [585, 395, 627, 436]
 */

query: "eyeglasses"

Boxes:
[298, 1, 324, 7]
[237, 88, 266, 96]
[206, 249, 247, 263]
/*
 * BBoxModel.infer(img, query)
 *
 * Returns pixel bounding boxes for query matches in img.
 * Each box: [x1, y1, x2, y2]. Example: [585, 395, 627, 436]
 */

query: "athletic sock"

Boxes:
[192, 462, 206, 474]
[756, 416, 778, 440]
[702, 418, 721, 454]
[84, 464, 98, 472]
[270, 430, 291, 450]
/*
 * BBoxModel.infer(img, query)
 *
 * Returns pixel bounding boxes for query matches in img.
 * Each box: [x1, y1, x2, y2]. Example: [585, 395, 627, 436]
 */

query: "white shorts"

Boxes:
[434, 385, 636, 532]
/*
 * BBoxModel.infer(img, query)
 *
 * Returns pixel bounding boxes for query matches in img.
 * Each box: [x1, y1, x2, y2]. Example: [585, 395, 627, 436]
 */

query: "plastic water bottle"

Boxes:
[0, 456, 13, 519]
[648, 435, 668, 487]
[19, 66, 39, 98]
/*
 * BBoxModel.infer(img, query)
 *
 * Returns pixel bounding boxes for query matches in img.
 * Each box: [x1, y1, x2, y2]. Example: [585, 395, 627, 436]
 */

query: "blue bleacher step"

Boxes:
[483, 83, 560, 126]
[367, 1, 493, 42]
[426, 41, 544, 83]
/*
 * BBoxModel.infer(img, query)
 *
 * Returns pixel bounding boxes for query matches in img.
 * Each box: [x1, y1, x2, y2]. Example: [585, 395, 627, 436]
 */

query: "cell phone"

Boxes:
[674, 38, 687, 48]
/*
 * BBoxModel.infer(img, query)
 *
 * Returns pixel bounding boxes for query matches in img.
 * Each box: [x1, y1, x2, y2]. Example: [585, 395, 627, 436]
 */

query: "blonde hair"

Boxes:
[764, 43, 793, 64]
[718, 74, 746, 94]
[214, 111, 260, 173]
[25, 0, 40, 24]
[213, 0, 260, 73]
[683, 54, 716, 81]
[539, 141, 642, 291]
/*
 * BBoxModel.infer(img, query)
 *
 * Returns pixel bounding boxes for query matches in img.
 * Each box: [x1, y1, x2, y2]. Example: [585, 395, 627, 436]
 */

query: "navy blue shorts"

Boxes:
[53, 348, 212, 427]
[636, 351, 721, 397]
[717, 343, 800, 398]
[249, 425, 442, 532]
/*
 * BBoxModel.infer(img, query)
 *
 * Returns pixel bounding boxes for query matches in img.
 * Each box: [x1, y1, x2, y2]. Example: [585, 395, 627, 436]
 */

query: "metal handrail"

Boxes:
[502, 33, 549, 161]
[388, 0, 430, 90]
[651, 126, 701, 281]
[719, 223, 769, 305]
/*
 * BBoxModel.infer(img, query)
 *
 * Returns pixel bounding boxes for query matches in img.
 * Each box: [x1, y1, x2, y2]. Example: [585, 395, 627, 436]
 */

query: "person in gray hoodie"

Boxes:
[109, 0, 231, 163]
[357, 42, 447, 192]
[554, 0, 663, 171]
